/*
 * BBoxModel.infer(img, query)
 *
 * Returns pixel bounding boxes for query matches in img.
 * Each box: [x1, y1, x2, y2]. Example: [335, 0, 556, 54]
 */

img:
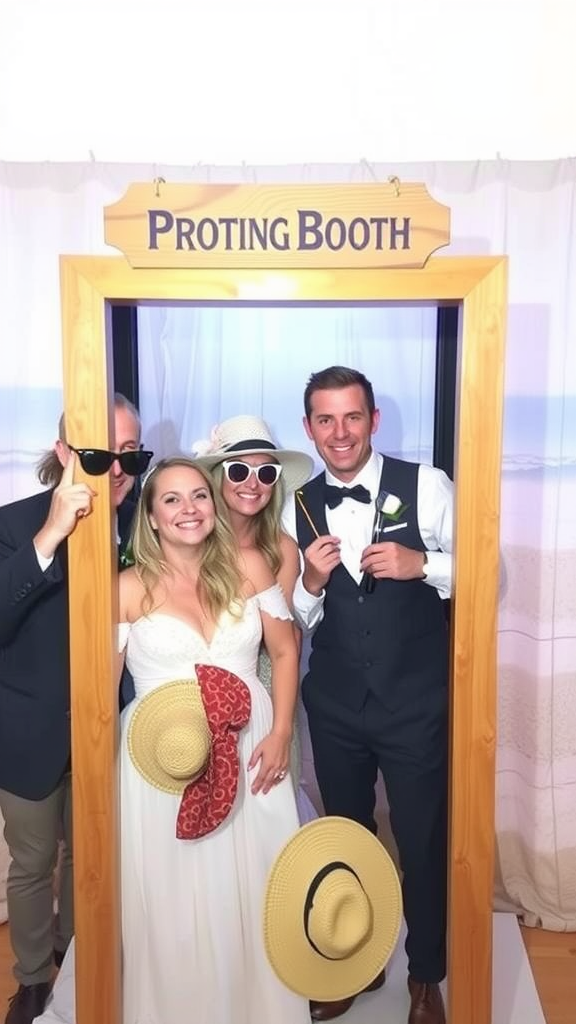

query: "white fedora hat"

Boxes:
[193, 415, 313, 494]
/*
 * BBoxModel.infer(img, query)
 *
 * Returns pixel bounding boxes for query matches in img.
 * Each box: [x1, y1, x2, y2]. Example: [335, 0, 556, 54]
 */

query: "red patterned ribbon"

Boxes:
[176, 664, 251, 839]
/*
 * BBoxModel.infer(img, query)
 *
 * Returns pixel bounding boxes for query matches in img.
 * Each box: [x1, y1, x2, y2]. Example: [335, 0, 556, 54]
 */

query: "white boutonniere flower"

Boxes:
[382, 493, 402, 515]
[380, 492, 409, 523]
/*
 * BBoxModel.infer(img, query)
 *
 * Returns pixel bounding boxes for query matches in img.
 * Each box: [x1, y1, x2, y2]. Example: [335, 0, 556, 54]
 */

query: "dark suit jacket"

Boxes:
[0, 488, 134, 800]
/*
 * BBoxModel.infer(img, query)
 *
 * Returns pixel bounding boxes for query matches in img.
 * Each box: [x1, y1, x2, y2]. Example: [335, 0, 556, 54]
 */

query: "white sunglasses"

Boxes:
[222, 460, 282, 486]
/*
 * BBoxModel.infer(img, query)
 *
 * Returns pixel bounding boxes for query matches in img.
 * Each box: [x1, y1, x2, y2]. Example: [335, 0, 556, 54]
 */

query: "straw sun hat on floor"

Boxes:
[264, 816, 403, 1002]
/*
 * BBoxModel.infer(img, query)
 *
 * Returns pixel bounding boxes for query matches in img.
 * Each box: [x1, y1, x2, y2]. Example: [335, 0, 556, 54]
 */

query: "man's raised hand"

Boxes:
[35, 451, 96, 558]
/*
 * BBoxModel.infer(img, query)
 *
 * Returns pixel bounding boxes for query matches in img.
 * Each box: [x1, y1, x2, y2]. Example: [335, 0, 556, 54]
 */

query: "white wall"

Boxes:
[1, 0, 574, 163]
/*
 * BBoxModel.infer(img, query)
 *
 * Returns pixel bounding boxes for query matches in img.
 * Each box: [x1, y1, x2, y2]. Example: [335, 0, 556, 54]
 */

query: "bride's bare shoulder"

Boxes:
[119, 567, 147, 621]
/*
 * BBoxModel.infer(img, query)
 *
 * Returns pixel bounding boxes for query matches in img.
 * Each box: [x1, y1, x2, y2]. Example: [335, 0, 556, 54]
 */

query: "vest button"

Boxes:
[357, 595, 365, 604]
[365, 660, 372, 668]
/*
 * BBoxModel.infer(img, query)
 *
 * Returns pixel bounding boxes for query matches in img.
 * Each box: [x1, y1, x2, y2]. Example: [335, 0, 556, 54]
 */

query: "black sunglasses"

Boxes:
[222, 460, 282, 486]
[69, 446, 154, 477]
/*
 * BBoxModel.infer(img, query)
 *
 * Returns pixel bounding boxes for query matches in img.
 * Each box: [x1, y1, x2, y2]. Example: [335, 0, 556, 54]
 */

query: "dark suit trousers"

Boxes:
[303, 681, 448, 983]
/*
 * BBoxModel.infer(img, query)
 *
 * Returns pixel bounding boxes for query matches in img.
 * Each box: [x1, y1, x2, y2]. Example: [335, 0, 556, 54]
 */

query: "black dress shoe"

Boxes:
[5, 982, 51, 1024]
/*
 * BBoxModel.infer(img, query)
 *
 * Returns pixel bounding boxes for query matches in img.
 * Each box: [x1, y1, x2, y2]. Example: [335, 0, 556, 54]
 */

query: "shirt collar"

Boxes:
[325, 450, 383, 498]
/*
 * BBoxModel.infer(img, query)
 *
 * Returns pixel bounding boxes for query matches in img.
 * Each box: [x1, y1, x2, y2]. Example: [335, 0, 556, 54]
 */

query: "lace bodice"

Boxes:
[120, 584, 291, 700]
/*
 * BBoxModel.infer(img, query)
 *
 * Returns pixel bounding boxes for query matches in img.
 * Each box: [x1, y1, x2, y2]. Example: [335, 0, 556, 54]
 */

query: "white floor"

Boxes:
[491, 913, 546, 1024]
[330, 913, 545, 1024]
[33, 913, 546, 1024]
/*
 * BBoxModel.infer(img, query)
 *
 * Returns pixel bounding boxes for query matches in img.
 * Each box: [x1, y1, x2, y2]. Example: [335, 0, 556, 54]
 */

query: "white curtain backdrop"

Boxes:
[0, 159, 575, 929]
[137, 303, 437, 467]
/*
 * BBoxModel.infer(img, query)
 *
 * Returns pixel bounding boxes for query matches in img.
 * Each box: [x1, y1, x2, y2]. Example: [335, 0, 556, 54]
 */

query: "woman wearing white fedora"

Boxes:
[33, 457, 310, 1024]
[194, 414, 316, 819]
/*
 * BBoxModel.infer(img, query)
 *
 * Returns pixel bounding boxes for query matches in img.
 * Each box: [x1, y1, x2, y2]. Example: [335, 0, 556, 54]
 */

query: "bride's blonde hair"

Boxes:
[130, 456, 243, 619]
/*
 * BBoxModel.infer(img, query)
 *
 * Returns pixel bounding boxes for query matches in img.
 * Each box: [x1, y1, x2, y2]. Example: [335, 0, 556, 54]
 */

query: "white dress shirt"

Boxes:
[34, 547, 54, 572]
[282, 450, 454, 632]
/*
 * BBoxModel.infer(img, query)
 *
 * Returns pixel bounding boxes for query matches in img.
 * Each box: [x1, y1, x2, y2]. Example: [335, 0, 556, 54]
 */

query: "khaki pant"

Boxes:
[0, 774, 73, 985]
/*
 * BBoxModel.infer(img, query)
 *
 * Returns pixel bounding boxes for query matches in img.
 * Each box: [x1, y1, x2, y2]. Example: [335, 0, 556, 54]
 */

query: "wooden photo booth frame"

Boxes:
[60, 251, 506, 1024]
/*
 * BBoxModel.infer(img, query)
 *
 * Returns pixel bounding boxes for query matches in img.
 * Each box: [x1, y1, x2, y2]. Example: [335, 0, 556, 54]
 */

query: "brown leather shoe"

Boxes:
[309, 996, 356, 1021]
[309, 968, 386, 1020]
[5, 983, 51, 1024]
[407, 977, 446, 1024]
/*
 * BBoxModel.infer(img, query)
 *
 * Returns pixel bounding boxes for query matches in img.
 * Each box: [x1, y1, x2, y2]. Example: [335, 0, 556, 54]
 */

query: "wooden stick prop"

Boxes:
[295, 490, 320, 539]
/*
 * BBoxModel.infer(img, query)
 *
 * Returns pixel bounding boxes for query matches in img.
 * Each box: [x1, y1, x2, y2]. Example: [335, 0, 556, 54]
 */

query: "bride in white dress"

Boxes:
[35, 457, 309, 1024]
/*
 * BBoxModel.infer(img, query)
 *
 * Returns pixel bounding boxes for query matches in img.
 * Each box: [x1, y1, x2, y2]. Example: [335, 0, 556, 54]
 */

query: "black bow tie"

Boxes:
[325, 483, 372, 509]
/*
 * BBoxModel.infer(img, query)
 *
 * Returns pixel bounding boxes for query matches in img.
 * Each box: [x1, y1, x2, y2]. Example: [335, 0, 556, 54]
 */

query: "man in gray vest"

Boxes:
[286, 366, 453, 1024]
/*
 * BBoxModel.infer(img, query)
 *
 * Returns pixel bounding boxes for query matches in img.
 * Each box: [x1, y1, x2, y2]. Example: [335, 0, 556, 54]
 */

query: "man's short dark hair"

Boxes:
[304, 366, 376, 419]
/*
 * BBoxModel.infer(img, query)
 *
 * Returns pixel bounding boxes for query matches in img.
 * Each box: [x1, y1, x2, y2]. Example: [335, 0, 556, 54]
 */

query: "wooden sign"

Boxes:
[104, 182, 450, 269]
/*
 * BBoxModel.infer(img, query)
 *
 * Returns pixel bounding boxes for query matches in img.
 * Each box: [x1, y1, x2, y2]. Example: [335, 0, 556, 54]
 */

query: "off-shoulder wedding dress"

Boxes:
[34, 585, 309, 1024]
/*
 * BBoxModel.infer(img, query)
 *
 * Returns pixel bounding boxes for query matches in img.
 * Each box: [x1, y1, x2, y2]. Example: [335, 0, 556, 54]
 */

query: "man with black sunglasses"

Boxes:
[0, 393, 147, 1024]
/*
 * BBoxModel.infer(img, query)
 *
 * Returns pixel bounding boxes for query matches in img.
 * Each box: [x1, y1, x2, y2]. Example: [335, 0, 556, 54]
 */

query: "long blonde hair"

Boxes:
[211, 462, 285, 577]
[130, 457, 244, 620]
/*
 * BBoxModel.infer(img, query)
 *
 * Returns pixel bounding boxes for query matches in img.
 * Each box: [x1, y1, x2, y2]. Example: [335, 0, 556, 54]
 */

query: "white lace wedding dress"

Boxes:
[34, 585, 309, 1024]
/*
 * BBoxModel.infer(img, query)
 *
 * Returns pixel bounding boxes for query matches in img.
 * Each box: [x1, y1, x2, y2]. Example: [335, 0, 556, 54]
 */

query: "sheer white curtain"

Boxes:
[136, 303, 438, 465]
[1, 158, 575, 929]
